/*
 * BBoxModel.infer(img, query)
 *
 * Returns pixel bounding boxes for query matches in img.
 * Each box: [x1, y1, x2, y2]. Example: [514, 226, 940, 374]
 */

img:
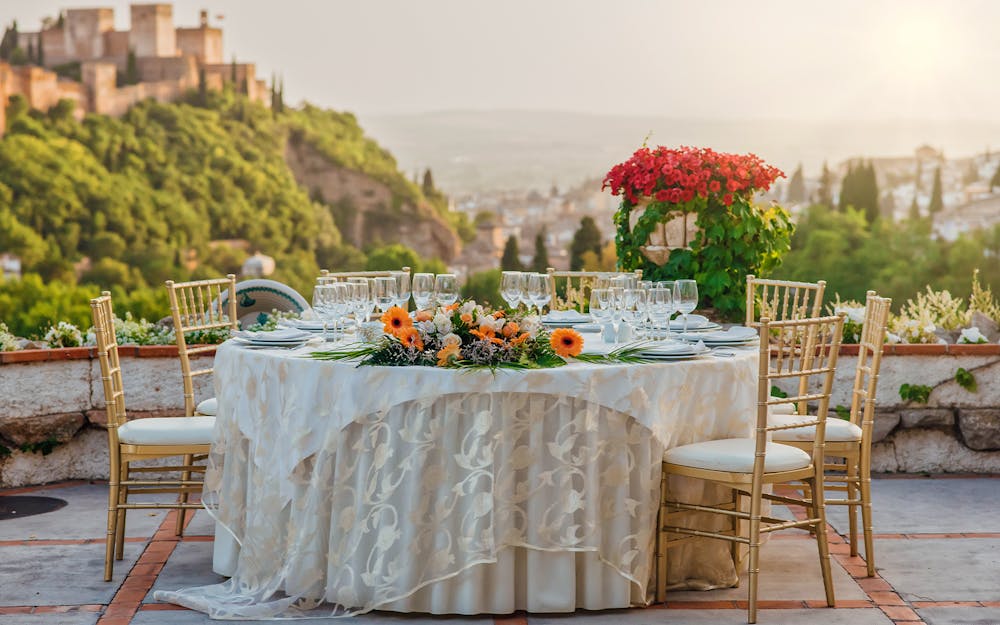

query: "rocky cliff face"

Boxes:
[284, 140, 461, 262]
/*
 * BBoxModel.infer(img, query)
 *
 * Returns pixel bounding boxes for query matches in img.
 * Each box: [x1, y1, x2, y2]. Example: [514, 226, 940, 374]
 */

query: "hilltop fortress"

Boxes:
[0, 4, 268, 134]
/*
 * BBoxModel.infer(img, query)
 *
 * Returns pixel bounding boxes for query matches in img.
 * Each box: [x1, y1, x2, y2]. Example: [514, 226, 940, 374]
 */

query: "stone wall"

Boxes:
[0, 346, 214, 488]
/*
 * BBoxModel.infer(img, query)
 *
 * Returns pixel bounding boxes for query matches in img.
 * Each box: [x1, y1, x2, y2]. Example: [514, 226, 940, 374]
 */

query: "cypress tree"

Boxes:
[786, 163, 806, 203]
[531, 227, 549, 273]
[991, 162, 1000, 191]
[569, 216, 602, 271]
[422, 168, 435, 196]
[36, 35, 43, 66]
[125, 48, 138, 84]
[816, 161, 833, 208]
[914, 159, 923, 192]
[928, 167, 943, 214]
[837, 162, 854, 212]
[909, 195, 921, 220]
[230, 54, 237, 84]
[26, 39, 33, 63]
[197, 67, 207, 106]
[501, 235, 523, 271]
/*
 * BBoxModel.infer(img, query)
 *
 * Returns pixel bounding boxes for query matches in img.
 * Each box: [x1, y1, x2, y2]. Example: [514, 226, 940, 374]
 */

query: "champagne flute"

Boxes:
[673, 279, 699, 333]
[434, 274, 458, 307]
[500, 271, 524, 310]
[648, 287, 672, 340]
[392, 270, 411, 311]
[311, 284, 335, 341]
[623, 288, 647, 338]
[412, 273, 434, 310]
[373, 277, 397, 314]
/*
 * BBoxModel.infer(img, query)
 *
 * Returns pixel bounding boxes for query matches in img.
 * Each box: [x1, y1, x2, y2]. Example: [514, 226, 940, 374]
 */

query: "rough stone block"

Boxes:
[874, 428, 1000, 473]
[900, 408, 955, 429]
[958, 409, 1000, 451]
[971, 311, 1000, 342]
[930, 359, 1000, 407]
[0, 360, 92, 418]
[0, 427, 108, 487]
[89, 355, 213, 411]
[872, 410, 900, 442]
[0, 411, 85, 446]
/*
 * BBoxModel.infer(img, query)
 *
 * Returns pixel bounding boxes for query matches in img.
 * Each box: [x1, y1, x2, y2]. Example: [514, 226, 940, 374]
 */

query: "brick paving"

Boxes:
[0, 476, 997, 625]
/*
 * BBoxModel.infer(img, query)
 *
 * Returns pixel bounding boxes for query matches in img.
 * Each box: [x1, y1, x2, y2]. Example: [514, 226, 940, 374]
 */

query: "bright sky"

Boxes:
[2, 0, 994, 121]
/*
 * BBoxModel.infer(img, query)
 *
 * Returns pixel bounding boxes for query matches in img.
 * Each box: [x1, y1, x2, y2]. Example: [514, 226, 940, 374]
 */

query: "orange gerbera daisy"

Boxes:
[396, 326, 424, 351]
[470, 326, 495, 341]
[436, 343, 460, 367]
[550, 328, 584, 358]
[381, 306, 412, 334]
[415, 309, 433, 322]
[501, 321, 519, 338]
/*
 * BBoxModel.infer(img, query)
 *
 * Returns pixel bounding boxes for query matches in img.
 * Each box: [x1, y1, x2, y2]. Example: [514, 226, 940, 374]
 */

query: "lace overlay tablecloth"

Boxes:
[155, 341, 758, 618]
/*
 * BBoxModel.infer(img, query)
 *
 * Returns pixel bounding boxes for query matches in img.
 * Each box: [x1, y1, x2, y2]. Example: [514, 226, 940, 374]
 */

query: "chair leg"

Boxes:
[114, 464, 128, 560]
[655, 470, 669, 603]
[175, 453, 193, 536]
[104, 458, 120, 582]
[747, 488, 762, 624]
[730, 489, 741, 573]
[808, 475, 836, 607]
[860, 455, 876, 576]
[846, 459, 859, 557]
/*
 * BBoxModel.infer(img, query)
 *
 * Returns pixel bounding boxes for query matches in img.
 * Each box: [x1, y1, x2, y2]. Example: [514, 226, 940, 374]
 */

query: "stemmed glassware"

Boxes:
[590, 288, 612, 330]
[330, 283, 350, 339]
[392, 270, 411, 310]
[312, 284, 336, 341]
[500, 271, 524, 310]
[525, 273, 550, 315]
[434, 274, 458, 307]
[673, 279, 699, 333]
[648, 287, 673, 340]
[373, 277, 397, 315]
[412, 273, 434, 310]
[349, 280, 373, 325]
[622, 289, 648, 338]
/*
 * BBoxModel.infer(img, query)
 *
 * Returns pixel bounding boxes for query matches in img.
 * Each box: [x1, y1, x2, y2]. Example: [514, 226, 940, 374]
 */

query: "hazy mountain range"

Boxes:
[360, 110, 1000, 194]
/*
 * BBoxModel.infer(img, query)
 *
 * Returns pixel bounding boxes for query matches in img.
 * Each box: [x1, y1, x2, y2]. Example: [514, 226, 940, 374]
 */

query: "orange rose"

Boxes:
[396, 326, 424, 351]
[381, 306, 412, 334]
[501, 321, 519, 338]
[493, 310, 505, 319]
[436, 343, 460, 366]
[415, 309, 433, 322]
[460, 313, 473, 324]
[444, 303, 460, 312]
[470, 327, 495, 341]
[510, 332, 531, 347]
[550, 328, 584, 358]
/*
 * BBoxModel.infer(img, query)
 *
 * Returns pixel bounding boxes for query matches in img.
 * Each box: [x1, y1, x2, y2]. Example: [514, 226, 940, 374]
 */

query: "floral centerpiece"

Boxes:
[604, 145, 792, 319]
[310, 301, 646, 369]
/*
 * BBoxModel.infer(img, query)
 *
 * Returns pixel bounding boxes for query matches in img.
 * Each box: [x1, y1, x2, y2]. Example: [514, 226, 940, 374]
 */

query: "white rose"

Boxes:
[460, 301, 477, 316]
[959, 327, 986, 344]
[521, 314, 541, 338]
[434, 312, 453, 335]
[442, 333, 462, 347]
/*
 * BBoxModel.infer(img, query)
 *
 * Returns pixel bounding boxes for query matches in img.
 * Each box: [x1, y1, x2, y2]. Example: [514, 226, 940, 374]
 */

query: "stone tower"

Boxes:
[129, 4, 176, 57]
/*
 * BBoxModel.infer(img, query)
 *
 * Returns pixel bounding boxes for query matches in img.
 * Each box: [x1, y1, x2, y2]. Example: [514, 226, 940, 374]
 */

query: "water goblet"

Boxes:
[392, 270, 411, 310]
[500, 271, 524, 310]
[648, 287, 673, 340]
[412, 273, 434, 310]
[673, 279, 699, 333]
[373, 277, 397, 314]
[434, 274, 458, 307]
[526, 273, 550, 315]
[311, 284, 336, 341]
[623, 288, 648, 338]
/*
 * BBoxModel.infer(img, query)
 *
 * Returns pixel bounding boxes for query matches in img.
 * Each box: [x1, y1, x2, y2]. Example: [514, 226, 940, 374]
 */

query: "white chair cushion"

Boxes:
[769, 414, 863, 442]
[769, 403, 797, 415]
[117, 416, 215, 446]
[664, 438, 811, 473]
[196, 397, 218, 416]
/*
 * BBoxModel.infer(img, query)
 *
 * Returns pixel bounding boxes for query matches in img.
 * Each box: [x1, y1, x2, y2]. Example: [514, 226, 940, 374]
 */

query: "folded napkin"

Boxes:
[233, 328, 312, 342]
[282, 319, 326, 331]
[678, 326, 758, 342]
[669, 314, 711, 329]
[543, 310, 591, 322]
[641, 341, 704, 356]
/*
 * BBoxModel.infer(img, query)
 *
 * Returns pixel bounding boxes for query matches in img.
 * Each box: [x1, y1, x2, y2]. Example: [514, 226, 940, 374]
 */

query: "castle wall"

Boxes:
[203, 62, 267, 103]
[15, 66, 61, 112]
[65, 8, 115, 59]
[176, 27, 222, 64]
[130, 4, 177, 58]
[40, 28, 70, 67]
[81, 61, 117, 115]
[55, 80, 87, 120]
[137, 55, 196, 83]
[103, 31, 130, 62]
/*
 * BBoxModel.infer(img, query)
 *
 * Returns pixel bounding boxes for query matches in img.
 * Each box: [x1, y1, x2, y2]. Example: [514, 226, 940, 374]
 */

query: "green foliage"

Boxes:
[364, 243, 419, 273]
[570, 216, 603, 271]
[462, 269, 502, 307]
[833, 405, 851, 420]
[899, 383, 932, 404]
[501, 236, 523, 271]
[531, 228, 550, 272]
[991, 162, 1000, 191]
[786, 163, 806, 203]
[770, 385, 788, 399]
[838, 160, 879, 223]
[815, 161, 833, 207]
[928, 167, 943, 214]
[19, 438, 61, 456]
[955, 367, 977, 393]
[616, 197, 793, 320]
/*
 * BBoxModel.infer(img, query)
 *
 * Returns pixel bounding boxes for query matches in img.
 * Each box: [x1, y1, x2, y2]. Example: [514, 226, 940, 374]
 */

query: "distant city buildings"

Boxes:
[0, 3, 269, 136]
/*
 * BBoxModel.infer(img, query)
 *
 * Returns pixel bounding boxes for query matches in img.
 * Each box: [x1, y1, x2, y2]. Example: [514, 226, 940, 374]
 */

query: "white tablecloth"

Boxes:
[156, 340, 758, 619]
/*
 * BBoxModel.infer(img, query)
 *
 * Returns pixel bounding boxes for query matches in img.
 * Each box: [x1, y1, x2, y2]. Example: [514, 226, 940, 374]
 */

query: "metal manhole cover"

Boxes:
[0, 496, 68, 521]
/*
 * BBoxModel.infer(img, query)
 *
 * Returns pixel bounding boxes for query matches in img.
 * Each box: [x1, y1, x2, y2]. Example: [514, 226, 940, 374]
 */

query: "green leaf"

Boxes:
[955, 368, 977, 393]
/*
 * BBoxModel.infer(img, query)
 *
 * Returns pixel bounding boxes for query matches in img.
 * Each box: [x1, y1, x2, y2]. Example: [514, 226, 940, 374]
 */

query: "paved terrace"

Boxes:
[0, 475, 997, 625]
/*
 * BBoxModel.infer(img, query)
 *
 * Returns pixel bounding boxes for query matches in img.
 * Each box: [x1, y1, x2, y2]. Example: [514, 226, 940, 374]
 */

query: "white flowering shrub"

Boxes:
[828, 296, 865, 343]
[84, 312, 175, 346]
[958, 327, 988, 344]
[43, 321, 84, 348]
[0, 322, 18, 352]
[902, 287, 970, 331]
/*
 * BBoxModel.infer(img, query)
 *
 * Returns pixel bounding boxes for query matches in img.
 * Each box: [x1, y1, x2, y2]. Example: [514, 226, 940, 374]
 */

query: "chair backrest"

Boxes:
[90, 292, 127, 435]
[851, 291, 891, 433]
[546, 269, 643, 312]
[165, 275, 238, 417]
[759, 314, 845, 473]
[745, 275, 826, 327]
[317, 267, 411, 284]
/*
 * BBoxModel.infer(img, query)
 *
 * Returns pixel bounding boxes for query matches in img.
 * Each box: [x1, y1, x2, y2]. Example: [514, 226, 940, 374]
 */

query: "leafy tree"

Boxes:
[928, 167, 944, 214]
[909, 195, 921, 220]
[839, 160, 879, 223]
[26, 39, 33, 63]
[197, 68, 207, 105]
[531, 227, 549, 272]
[815, 161, 833, 208]
[915, 159, 923, 191]
[786, 163, 806, 203]
[461, 268, 501, 307]
[569, 216, 602, 271]
[364, 243, 420, 272]
[501, 235, 523, 271]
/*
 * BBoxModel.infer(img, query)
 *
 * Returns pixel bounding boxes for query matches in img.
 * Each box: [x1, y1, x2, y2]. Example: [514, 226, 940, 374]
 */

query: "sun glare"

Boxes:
[885, 16, 949, 78]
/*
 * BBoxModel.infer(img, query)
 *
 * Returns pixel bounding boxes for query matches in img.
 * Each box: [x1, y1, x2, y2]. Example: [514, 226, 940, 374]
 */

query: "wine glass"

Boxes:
[622, 288, 648, 338]
[349, 280, 372, 324]
[412, 273, 434, 310]
[648, 287, 673, 340]
[500, 271, 524, 310]
[373, 277, 397, 314]
[330, 283, 351, 339]
[673, 279, 699, 333]
[590, 288, 611, 333]
[525, 273, 550, 315]
[392, 270, 411, 310]
[434, 274, 458, 307]
[311, 284, 336, 341]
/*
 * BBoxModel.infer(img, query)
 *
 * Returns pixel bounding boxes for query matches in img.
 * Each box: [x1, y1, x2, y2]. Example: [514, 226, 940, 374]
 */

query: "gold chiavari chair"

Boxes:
[545, 268, 643, 312]
[770, 291, 891, 577]
[91, 292, 213, 581]
[656, 314, 845, 623]
[746, 276, 826, 416]
[165, 275, 238, 534]
[317, 267, 411, 283]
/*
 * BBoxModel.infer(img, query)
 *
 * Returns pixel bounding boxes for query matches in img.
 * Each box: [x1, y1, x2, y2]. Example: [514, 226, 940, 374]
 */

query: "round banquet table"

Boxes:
[156, 338, 758, 619]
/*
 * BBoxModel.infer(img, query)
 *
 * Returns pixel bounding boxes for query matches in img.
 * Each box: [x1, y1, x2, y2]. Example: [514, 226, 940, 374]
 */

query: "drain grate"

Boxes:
[0, 496, 68, 521]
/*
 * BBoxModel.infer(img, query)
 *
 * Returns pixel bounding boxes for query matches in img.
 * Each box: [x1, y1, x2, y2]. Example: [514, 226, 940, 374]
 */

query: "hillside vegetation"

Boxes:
[0, 89, 460, 336]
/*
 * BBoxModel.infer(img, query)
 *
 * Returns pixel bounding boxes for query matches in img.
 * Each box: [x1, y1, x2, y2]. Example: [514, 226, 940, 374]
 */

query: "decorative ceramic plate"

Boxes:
[218, 279, 309, 328]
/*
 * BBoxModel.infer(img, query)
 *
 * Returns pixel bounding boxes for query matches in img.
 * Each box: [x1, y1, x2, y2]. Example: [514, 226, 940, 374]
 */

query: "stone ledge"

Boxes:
[0, 344, 216, 364]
